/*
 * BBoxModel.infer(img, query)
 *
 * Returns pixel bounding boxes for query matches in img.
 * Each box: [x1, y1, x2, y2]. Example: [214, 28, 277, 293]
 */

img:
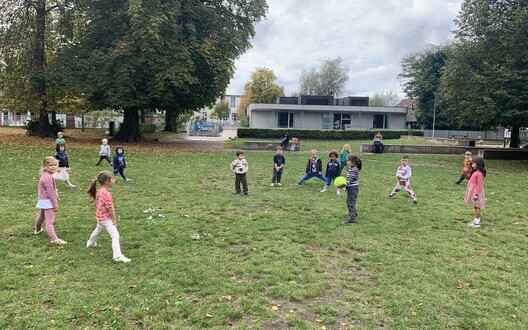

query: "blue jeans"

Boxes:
[113, 168, 127, 180]
[298, 172, 327, 184]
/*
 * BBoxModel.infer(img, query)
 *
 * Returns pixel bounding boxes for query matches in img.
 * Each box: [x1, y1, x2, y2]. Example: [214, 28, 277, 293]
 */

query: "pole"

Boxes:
[432, 102, 436, 138]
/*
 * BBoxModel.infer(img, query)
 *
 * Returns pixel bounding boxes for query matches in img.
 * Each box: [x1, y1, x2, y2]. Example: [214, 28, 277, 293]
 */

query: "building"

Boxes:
[396, 98, 420, 129]
[248, 96, 409, 130]
[194, 94, 241, 125]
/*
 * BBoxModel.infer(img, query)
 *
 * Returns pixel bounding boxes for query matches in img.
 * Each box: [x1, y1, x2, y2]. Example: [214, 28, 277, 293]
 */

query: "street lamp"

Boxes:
[432, 101, 436, 138]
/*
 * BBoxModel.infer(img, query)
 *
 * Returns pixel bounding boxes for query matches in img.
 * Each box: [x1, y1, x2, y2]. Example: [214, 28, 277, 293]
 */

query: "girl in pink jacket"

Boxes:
[465, 157, 486, 228]
[35, 157, 67, 244]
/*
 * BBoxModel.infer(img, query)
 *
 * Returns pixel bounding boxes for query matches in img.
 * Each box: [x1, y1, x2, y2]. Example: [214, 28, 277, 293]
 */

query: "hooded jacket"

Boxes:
[55, 144, 69, 168]
[113, 146, 127, 170]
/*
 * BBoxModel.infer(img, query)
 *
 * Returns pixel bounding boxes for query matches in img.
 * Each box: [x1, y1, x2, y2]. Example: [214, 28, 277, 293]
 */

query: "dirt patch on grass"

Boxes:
[0, 128, 226, 152]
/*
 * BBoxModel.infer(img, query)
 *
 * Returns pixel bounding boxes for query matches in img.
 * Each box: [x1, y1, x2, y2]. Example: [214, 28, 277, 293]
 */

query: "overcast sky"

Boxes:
[226, 0, 463, 99]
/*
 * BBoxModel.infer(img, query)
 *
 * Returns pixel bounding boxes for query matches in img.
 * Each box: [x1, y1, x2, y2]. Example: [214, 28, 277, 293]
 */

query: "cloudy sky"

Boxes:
[226, 0, 463, 98]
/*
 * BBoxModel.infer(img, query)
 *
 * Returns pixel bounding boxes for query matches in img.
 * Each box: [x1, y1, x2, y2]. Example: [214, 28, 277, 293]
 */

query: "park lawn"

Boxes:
[1, 136, 527, 329]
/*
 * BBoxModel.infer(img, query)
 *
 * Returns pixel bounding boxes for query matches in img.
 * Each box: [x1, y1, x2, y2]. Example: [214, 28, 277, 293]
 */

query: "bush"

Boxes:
[140, 123, 157, 133]
[239, 115, 249, 128]
[24, 119, 64, 136]
[236, 128, 423, 140]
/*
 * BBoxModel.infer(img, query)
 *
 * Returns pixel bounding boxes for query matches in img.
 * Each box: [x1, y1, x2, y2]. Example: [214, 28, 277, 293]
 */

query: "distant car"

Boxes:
[522, 142, 528, 149]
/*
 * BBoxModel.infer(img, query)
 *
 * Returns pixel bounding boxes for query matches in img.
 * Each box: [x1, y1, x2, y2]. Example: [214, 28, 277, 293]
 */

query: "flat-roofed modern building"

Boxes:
[248, 96, 409, 130]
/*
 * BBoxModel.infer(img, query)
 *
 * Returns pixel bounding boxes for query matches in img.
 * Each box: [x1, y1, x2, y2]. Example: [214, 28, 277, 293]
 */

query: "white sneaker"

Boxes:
[125, 178, 131, 182]
[68, 184, 76, 188]
[468, 221, 481, 228]
[320, 186, 328, 193]
[86, 241, 97, 248]
[34, 229, 43, 235]
[336, 189, 341, 195]
[51, 238, 67, 244]
[114, 255, 131, 263]
[270, 183, 275, 187]
[277, 183, 282, 186]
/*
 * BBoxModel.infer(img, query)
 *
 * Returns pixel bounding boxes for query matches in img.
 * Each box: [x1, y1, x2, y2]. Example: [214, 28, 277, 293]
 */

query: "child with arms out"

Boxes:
[230, 151, 249, 196]
[86, 170, 131, 262]
[297, 149, 327, 185]
[35, 157, 67, 244]
[338, 155, 362, 224]
[321, 150, 341, 194]
[387, 155, 418, 204]
[271, 146, 285, 187]
[465, 157, 486, 227]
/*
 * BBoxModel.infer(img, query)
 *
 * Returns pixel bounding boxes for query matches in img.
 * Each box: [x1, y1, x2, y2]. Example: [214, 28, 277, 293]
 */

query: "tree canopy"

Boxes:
[237, 67, 284, 116]
[441, 0, 528, 146]
[299, 57, 349, 96]
[369, 91, 400, 107]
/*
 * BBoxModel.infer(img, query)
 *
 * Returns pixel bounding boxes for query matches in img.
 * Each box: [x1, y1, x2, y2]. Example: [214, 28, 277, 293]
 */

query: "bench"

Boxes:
[243, 141, 300, 151]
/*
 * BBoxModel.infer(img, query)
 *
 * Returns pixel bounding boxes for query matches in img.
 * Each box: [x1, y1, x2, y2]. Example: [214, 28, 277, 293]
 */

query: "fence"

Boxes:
[422, 130, 503, 140]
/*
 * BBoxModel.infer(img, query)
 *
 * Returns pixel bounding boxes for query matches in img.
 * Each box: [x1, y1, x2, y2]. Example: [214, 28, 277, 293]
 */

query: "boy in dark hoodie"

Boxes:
[113, 146, 130, 181]
[297, 149, 327, 186]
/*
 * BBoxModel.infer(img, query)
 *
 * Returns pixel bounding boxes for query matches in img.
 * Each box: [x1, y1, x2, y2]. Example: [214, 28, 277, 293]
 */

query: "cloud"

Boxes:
[227, 0, 462, 99]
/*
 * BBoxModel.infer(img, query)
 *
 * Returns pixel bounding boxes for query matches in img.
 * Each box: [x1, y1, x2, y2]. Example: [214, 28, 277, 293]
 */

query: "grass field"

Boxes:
[1, 129, 527, 329]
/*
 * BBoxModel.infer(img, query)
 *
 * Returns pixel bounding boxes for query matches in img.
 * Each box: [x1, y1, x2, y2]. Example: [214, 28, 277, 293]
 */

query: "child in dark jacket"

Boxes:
[297, 149, 327, 185]
[338, 155, 362, 224]
[53, 144, 75, 188]
[321, 150, 341, 194]
[271, 146, 286, 186]
[113, 146, 130, 181]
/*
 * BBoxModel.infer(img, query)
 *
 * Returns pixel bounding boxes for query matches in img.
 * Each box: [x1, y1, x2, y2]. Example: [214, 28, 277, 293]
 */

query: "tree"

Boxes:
[211, 99, 230, 125]
[0, 0, 79, 137]
[299, 57, 349, 96]
[441, 0, 528, 147]
[237, 67, 284, 116]
[60, 0, 267, 142]
[399, 45, 452, 129]
[369, 91, 400, 107]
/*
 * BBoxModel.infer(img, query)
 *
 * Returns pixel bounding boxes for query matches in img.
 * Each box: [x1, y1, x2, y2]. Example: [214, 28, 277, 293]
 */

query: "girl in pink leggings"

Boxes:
[35, 157, 67, 244]
[86, 171, 130, 263]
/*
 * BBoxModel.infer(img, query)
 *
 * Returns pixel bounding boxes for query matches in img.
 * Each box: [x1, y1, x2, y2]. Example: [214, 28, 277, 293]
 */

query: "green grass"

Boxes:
[1, 139, 527, 329]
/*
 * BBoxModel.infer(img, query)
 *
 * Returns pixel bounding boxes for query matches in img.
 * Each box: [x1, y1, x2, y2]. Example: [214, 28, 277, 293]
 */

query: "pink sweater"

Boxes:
[38, 171, 58, 209]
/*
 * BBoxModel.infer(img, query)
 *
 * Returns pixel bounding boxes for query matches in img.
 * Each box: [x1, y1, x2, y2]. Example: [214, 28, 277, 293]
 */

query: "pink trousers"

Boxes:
[86, 219, 123, 259]
[36, 208, 57, 241]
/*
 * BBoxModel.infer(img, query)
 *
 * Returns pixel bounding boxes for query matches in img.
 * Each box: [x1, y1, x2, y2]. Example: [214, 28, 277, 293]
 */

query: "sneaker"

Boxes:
[244, 192, 249, 196]
[270, 183, 275, 187]
[468, 221, 481, 228]
[86, 241, 97, 248]
[320, 186, 328, 193]
[387, 193, 395, 198]
[68, 184, 76, 188]
[411, 199, 418, 205]
[342, 219, 356, 224]
[114, 255, 131, 263]
[336, 189, 341, 195]
[34, 229, 43, 235]
[277, 183, 282, 186]
[125, 178, 131, 182]
[455, 180, 461, 185]
[51, 238, 67, 244]
[236, 193, 241, 197]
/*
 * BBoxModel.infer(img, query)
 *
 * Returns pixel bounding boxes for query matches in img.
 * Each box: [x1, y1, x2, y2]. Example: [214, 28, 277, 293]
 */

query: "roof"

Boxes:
[248, 103, 407, 114]
[396, 99, 417, 122]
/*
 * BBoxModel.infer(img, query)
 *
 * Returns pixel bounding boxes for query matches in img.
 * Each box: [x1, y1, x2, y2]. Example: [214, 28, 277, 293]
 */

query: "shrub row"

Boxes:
[236, 128, 423, 140]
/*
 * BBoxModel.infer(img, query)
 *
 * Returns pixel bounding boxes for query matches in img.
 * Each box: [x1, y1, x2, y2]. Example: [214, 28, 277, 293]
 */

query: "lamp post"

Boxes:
[432, 101, 436, 138]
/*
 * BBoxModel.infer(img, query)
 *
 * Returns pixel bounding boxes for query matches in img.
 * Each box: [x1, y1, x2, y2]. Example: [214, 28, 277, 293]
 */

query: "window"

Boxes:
[278, 112, 294, 128]
[231, 113, 238, 122]
[230, 96, 236, 108]
[373, 114, 388, 129]
[333, 113, 351, 130]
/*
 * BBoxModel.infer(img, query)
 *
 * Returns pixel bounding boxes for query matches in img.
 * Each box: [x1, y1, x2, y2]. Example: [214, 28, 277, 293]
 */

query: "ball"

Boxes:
[334, 176, 346, 187]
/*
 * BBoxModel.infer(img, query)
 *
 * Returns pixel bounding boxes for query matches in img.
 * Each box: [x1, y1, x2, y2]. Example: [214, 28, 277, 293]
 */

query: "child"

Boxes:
[96, 138, 112, 166]
[339, 144, 351, 175]
[86, 170, 131, 262]
[271, 146, 285, 187]
[230, 151, 249, 196]
[338, 155, 362, 224]
[297, 149, 327, 185]
[455, 151, 473, 184]
[321, 150, 341, 194]
[465, 157, 486, 228]
[113, 145, 130, 181]
[55, 131, 65, 145]
[35, 156, 67, 244]
[387, 155, 418, 204]
[53, 144, 75, 188]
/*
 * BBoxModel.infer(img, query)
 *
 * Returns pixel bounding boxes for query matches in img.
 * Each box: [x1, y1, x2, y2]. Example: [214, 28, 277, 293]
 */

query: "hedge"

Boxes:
[236, 128, 423, 140]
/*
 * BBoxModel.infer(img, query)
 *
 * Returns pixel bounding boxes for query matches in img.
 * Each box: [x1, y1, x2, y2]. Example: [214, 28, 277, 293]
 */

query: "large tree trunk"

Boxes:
[31, 0, 55, 137]
[114, 106, 144, 142]
[510, 125, 520, 148]
[164, 110, 178, 132]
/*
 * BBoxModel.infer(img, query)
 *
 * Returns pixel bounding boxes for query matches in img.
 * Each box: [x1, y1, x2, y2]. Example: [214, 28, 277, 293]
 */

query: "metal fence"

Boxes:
[423, 130, 503, 140]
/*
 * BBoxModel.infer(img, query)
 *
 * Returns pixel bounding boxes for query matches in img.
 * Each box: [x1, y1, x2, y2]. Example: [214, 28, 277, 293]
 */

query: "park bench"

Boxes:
[243, 141, 300, 151]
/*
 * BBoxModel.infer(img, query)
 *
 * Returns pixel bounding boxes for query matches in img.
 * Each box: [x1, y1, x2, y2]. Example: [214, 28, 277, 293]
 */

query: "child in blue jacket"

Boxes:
[113, 146, 130, 181]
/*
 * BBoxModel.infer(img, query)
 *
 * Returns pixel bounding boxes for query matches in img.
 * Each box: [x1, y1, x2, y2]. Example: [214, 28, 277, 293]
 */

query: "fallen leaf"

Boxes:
[411, 311, 417, 316]
[128, 285, 136, 288]
[271, 306, 279, 311]
[113, 306, 120, 311]
[316, 319, 322, 323]
[221, 295, 233, 301]
[205, 313, 213, 318]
